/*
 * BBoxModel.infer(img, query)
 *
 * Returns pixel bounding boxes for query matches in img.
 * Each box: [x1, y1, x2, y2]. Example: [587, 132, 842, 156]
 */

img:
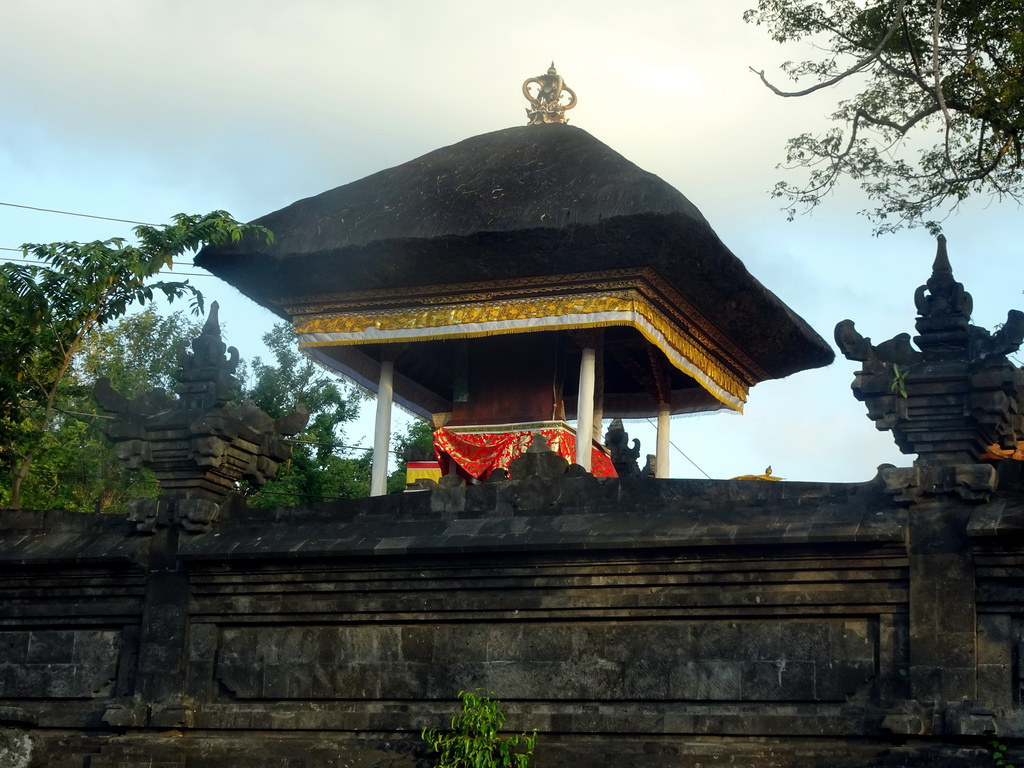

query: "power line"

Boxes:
[1, 253, 212, 277]
[1, 200, 160, 256]
[644, 418, 712, 480]
[0, 201, 156, 227]
[0, 201, 215, 268]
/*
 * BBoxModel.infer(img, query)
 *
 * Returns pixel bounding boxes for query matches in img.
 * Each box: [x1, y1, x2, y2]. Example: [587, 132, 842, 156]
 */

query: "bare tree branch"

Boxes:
[750, 0, 908, 98]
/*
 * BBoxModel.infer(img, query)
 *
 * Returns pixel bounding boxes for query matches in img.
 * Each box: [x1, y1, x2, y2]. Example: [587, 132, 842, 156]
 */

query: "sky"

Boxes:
[2, 0, 1021, 483]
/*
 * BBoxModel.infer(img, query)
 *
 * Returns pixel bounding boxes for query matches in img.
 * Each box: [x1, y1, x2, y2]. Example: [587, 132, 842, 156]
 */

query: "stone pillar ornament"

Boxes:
[834, 236, 1024, 469]
[523, 62, 577, 125]
[95, 302, 308, 531]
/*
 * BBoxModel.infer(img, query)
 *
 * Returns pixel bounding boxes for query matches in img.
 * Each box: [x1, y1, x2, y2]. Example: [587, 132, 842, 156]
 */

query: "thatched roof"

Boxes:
[196, 124, 833, 384]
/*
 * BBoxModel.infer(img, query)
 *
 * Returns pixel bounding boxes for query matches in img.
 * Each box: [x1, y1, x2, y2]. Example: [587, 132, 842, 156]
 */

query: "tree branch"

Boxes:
[750, 0, 908, 97]
[855, 104, 942, 136]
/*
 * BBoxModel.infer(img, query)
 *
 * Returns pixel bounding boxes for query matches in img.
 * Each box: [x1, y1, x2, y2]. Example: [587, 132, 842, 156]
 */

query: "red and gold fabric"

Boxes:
[433, 422, 616, 481]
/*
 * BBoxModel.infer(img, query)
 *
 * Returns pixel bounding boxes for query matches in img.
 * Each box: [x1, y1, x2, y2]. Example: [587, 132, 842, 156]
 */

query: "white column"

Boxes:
[656, 401, 671, 478]
[592, 341, 605, 443]
[575, 347, 596, 470]
[370, 359, 394, 496]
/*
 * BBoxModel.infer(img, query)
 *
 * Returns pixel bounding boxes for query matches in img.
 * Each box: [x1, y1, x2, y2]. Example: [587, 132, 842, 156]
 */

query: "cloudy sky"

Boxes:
[3, 0, 1021, 482]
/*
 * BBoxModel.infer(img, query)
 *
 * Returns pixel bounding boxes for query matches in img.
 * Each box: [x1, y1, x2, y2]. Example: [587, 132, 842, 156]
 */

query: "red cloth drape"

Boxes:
[433, 425, 616, 481]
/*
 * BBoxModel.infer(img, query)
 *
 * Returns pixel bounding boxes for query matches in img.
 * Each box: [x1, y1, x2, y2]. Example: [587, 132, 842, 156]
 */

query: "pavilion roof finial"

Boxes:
[523, 62, 577, 125]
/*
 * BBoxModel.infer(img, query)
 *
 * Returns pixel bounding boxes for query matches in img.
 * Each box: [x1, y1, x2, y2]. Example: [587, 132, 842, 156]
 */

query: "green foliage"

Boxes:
[990, 740, 1016, 768]
[393, 419, 435, 460]
[422, 690, 537, 768]
[240, 324, 440, 503]
[385, 418, 437, 493]
[239, 323, 367, 506]
[0, 309, 201, 513]
[75, 307, 202, 399]
[0, 245, 431, 510]
[2, 414, 156, 514]
[0, 211, 270, 508]
[889, 363, 909, 398]
[745, 0, 1024, 233]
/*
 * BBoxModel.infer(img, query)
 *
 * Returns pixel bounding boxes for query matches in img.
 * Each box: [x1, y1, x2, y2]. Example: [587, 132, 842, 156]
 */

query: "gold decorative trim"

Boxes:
[296, 293, 632, 333]
[295, 291, 749, 408]
[281, 268, 770, 385]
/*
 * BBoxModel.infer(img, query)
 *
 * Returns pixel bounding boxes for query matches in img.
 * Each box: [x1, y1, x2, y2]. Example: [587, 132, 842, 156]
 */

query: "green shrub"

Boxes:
[422, 690, 537, 768]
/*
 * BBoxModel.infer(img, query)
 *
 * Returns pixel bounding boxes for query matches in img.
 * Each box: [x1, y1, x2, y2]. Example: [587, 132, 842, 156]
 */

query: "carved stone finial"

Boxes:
[604, 418, 641, 477]
[835, 238, 1024, 468]
[523, 62, 577, 125]
[912, 236, 973, 358]
[96, 304, 309, 530]
[173, 301, 240, 410]
[201, 300, 222, 336]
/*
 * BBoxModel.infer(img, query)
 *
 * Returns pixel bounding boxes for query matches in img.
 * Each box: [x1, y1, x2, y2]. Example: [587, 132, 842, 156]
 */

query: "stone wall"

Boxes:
[2, 471, 1023, 767]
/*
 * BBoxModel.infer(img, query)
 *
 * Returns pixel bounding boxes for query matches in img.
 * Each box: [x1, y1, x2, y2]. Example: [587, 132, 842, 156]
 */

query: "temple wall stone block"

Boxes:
[213, 619, 876, 703]
[0, 630, 120, 699]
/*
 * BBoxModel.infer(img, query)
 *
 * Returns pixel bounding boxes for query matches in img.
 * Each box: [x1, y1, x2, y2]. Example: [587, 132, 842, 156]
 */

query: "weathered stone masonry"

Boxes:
[3, 466, 1024, 767]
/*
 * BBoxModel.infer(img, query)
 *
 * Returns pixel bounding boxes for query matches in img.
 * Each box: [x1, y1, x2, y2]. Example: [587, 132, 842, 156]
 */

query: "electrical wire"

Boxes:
[1, 252, 212, 277]
[0, 201, 156, 226]
[0, 200, 208, 269]
[290, 437, 405, 456]
[644, 418, 712, 479]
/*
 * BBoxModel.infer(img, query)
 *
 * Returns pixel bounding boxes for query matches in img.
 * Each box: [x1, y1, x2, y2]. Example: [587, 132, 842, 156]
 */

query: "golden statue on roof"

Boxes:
[523, 62, 577, 125]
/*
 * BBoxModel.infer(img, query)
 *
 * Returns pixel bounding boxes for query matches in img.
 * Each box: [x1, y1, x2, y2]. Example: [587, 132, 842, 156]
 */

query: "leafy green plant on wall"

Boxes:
[889, 363, 909, 399]
[422, 690, 537, 768]
[990, 740, 1016, 768]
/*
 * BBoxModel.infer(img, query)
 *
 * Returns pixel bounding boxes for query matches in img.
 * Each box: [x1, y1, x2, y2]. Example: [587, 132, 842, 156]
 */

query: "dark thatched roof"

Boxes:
[196, 124, 834, 382]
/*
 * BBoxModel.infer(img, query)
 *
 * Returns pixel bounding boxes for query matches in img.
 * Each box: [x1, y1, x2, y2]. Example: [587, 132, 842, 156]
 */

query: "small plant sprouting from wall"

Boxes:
[421, 690, 538, 768]
[991, 740, 1016, 768]
[889, 363, 909, 398]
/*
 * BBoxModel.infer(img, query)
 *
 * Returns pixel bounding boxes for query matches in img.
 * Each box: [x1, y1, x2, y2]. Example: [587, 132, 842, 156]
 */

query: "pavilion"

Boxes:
[196, 67, 833, 492]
